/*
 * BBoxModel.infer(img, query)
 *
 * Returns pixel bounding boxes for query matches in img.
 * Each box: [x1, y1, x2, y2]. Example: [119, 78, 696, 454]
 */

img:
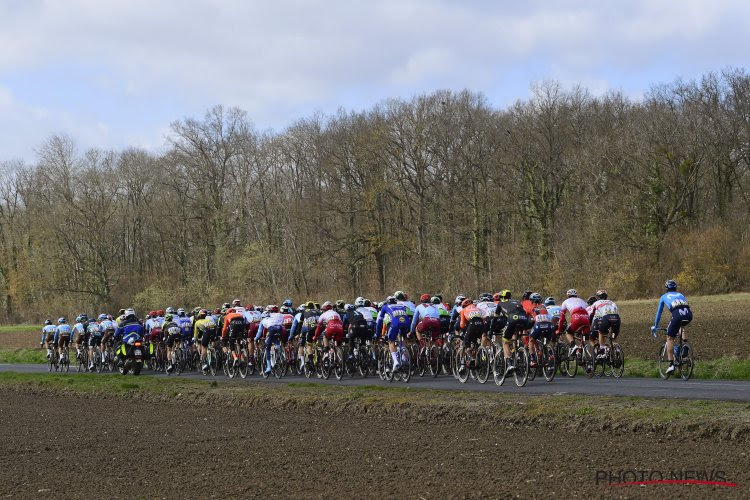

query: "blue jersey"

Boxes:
[116, 321, 144, 344]
[42, 324, 56, 343]
[653, 292, 690, 328]
[376, 304, 409, 336]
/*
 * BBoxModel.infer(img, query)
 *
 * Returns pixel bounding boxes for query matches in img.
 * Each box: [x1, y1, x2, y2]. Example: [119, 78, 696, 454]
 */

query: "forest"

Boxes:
[1, 68, 749, 322]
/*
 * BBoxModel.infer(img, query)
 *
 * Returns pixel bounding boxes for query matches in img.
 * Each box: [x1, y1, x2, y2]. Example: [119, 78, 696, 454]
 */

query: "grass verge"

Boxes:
[0, 324, 40, 334]
[1, 372, 749, 443]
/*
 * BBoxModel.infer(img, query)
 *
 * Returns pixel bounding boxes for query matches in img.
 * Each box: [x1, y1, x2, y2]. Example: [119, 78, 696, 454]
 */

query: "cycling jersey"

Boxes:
[556, 297, 590, 335]
[546, 305, 562, 326]
[495, 300, 528, 341]
[376, 304, 409, 342]
[176, 316, 192, 339]
[194, 317, 217, 340]
[654, 291, 692, 337]
[410, 303, 439, 332]
[315, 310, 344, 342]
[530, 305, 554, 340]
[398, 300, 416, 316]
[163, 321, 182, 347]
[256, 312, 285, 340]
[221, 312, 245, 339]
[42, 324, 56, 343]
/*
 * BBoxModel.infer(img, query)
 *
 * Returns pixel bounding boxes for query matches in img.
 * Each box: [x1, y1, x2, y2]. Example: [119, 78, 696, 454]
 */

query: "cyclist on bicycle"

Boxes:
[300, 301, 320, 369]
[411, 294, 441, 344]
[42, 319, 56, 359]
[163, 313, 181, 373]
[544, 297, 562, 329]
[194, 309, 218, 371]
[651, 279, 692, 375]
[220, 308, 245, 368]
[346, 303, 371, 355]
[555, 289, 591, 357]
[281, 306, 295, 342]
[449, 294, 466, 332]
[55, 317, 72, 359]
[528, 293, 554, 366]
[99, 314, 116, 358]
[458, 298, 485, 359]
[590, 290, 620, 359]
[494, 290, 529, 375]
[432, 296, 451, 335]
[376, 296, 409, 370]
[256, 305, 285, 375]
[86, 317, 103, 370]
[314, 301, 345, 352]
[476, 293, 499, 345]
[73, 314, 88, 360]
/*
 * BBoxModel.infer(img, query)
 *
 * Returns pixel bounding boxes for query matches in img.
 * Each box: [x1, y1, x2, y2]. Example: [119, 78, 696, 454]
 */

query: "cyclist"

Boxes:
[476, 293, 498, 346]
[289, 304, 306, 368]
[528, 293, 553, 366]
[281, 306, 295, 342]
[376, 296, 409, 370]
[395, 291, 416, 317]
[221, 308, 245, 368]
[449, 294, 466, 332]
[55, 317, 72, 360]
[494, 290, 529, 375]
[345, 303, 371, 354]
[555, 289, 591, 357]
[100, 314, 116, 361]
[590, 289, 621, 358]
[256, 305, 285, 375]
[231, 299, 245, 313]
[300, 301, 320, 370]
[544, 297, 562, 329]
[86, 316, 103, 371]
[73, 314, 88, 361]
[432, 296, 451, 335]
[314, 301, 344, 352]
[410, 294, 441, 345]
[176, 308, 193, 353]
[194, 309, 218, 371]
[163, 313, 181, 373]
[651, 279, 693, 375]
[42, 320, 56, 359]
[458, 298, 485, 364]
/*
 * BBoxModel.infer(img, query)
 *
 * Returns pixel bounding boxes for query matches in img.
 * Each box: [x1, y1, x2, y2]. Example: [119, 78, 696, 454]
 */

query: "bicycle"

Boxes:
[528, 333, 556, 383]
[657, 326, 693, 381]
[76, 344, 88, 372]
[416, 335, 442, 378]
[559, 328, 595, 378]
[492, 333, 529, 387]
[383, 333, 411, 383]
[59, 345, 70, 372]
[48, 347, 59, 372]
[591, 330, 625, 379]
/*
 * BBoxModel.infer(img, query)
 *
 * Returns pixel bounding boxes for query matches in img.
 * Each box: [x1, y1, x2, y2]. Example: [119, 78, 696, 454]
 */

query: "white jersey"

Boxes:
[476, 301, 496, 318]
[560, 297, 588, 316]
[261, 312, 285, 328]
[319, 310, 342, 324]
[356, 306, 377, 324]
[592, 299, 619, 318]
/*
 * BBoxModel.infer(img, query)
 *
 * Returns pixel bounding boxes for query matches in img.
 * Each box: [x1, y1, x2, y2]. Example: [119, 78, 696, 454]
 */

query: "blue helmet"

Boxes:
[282, 298, 293, 307]
[44, 319, 52, 325]
[665, 279, 677, 291]
[57, 317, 66, 324]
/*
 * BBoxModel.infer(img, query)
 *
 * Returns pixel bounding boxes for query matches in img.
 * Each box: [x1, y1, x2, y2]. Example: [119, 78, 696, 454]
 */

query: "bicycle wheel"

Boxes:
[429, 344, 441, 377]
[475, 346, 490, 384]
[400, 346, 411, 383]
[334, 347, 345, 380]
[582, 344, 595, 379]
[417, 346, 427, 377]
[657, 344, 670, 379]
[77, 348, 86, 372]
[679, 343, 693, 381]
[383, 349, 395, 382]
[455, 348, 469, 384]
[321, 349, 331, 380]
[238, 348, 248, 379]
[542, 344, 556, 382]
[273, 346, 286, 379]
[528, 347, 538, 382]
[62, 349, 69, 372]
[493, 349, 507, 386]
[513, 347, 529, 387]
[358, 345, 369, 378]
[611, 343, 625, 379]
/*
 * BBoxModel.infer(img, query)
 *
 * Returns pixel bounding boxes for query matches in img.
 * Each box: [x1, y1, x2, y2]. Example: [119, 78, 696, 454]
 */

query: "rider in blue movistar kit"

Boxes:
[651, 279, 693, 375]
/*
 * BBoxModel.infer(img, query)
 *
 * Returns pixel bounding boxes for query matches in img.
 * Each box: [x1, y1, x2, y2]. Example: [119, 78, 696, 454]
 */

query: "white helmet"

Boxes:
[354, 297, 365, 307]
[566, 289, 578, 297]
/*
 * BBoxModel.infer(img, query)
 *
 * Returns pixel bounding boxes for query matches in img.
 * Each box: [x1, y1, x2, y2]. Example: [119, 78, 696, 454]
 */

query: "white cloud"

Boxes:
[0, 0, 749, 161]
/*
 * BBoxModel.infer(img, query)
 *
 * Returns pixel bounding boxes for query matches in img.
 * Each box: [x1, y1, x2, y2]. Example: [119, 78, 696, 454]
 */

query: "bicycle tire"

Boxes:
[455, 348, 469, 384]
[528, 347, 538, 382]
[611, 343, 625, 378]
[475, 346, 490, 384]
[514, 347, 529, 387]
[679, 342, 693, 381]
[582, 344, 595, 379]
[400, 345, 411, 383]
[492, 349, 506, 386]
[429, 344, 440, 377]
[542, 344, 556, 382]
[658, 344, 670, 379]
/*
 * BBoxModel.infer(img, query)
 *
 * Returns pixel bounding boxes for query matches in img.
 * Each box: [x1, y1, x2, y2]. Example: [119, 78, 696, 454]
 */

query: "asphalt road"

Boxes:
[2, 362, 749, 401]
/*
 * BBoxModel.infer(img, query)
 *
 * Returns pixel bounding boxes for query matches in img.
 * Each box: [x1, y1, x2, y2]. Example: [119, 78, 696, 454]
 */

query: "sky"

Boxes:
[1, 0, 749, 162]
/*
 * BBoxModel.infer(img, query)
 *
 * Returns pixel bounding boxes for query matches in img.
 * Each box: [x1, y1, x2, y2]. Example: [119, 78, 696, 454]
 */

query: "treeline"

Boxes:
[1, 69, 750, 322]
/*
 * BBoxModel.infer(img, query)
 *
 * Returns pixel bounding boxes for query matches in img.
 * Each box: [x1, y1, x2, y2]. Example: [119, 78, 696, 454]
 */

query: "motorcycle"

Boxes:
[117, 337, 144, 375]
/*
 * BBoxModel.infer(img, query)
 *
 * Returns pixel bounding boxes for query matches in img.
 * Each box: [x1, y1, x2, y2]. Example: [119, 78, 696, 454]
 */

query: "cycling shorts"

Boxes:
[463, 319, 485, 347]
[324, 323, 344, 344]
[530, 322, 554, 341]
[58, 335, 70, 348]
[417, 318, 441, 341]
[567, 312, 590, 337]
[387, 323, 409, 342]
[502, 316, 527, 341]
[595, 314, 621, 338]
[347, 322, 371, 342]
[87, 335, 103, 347]
[667, 307, 692, 338]
[166, 334, 180, 348]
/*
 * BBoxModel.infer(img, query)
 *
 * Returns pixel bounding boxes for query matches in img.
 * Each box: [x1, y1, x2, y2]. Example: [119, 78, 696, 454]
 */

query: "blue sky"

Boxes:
[1, 0, 749, 162]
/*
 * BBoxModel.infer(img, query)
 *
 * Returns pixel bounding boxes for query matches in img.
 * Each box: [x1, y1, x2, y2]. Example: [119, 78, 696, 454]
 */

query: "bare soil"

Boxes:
[0, 389, 748, 498]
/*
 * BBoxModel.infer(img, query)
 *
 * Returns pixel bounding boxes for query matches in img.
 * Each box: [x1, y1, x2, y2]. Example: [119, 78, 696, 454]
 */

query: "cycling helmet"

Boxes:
[455, 294, 466, 305]
[492, 292, 502, 302]
[176, 308, 186, 316]
[544, 297, 556, 306]
[586, 296, 597, 306]
[222, 302, 231, 309]
[386, 296, 397, 305]
[124, 308, 135, 318]
[196, 310, 207, 320]
[245, 304, 253, 310]
[479, 293, 492, 302]
[165, 313, 174, 322]
[58, 317, 66, 324]
[97, 314, 107, 321]
[345, 304, 355, 311]
[166, 307, 175, 314]
[321, 301, 333, 312]
[420, 293, 431, 303]
[193, 307, 201, 314]
[435, 294, 443, 302]
[213, 308, 221, 315]
[354, 297, 365, 307]
[305, 301, 315, 309]
[566, 289, 578, 297]
[44, 319, 52, 325]
[665, 279, 677, 291]
[394, 290, 406, 301]
[377, 301, 385, 310]
[255, 306, 263, 312]
[232, 299, 242, 306]
[280, 306, 292, 314]
[500, 290, 511, 301]
[297, 305, 306, 313]
[335, 300, 345, 310]
[430, 296, 441, 305]
[530, 292, 542, 303]
[522, 290, 532, 300]
[148, 310, 156, 318]
[282, 299, 293, 307]
[156, 309, 164, 316]
[595, 289, 608, 300]
[363, 299, 372, 307]
[314, 303, 321, 310]
[227, 308, 236, 314]
[75, 315, 81, 323]
[118, 309, 125, 316]
[461, 298, 473, 308]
